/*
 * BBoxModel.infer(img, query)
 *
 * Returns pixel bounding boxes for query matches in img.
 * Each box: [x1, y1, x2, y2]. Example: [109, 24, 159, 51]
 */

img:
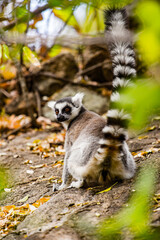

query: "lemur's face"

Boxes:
[48, 93, 84, 123]
[54, 100, 75, 122]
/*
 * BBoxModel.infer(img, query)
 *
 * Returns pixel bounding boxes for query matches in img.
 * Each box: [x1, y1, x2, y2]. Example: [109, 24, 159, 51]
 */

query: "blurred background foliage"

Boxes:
[0, 0, 160, 238]
[0, 0, 159, 128]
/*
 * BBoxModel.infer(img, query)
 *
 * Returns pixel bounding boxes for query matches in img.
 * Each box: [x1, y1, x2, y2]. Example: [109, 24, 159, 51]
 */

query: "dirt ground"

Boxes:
[0, 119, 160, 240]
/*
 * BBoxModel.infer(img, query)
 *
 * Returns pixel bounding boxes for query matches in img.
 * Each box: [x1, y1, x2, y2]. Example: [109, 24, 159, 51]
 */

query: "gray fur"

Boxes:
[52, 95, 135, 191]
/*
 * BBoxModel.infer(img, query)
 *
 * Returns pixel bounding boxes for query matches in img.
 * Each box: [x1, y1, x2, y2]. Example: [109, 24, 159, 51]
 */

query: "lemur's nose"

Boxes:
[57, 114, 65, 122]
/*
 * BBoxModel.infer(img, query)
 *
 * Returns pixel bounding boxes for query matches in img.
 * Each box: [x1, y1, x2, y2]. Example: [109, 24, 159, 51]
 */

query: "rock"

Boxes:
[42, 84, 109, 121]
[42, 104, 56, 121]
[83, 45, 113, 83]
[5, 93, 36, 115]
[33, 53, 79, 96]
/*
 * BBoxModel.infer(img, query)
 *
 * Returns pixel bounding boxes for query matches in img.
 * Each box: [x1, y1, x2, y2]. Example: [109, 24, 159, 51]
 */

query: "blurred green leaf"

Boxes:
[9, 44, 21, 62]
[14, 5, 28, 18]
[12, 23, 27, 33]
[48, 0, 66, 7]
[23, 46, 40, 67]
[98, 166, 158, 240]
[116, 80, 160, 129]
[53, 7, 81, 32]
[136, 1, 160, 65]
[2, 44, 10, 62]
[48, 45, 62, 57]
[49, 0, 87, 8]
[99, 0, 133, 8]
[83, 4, 105, 33]
[0, 44, 10, 63]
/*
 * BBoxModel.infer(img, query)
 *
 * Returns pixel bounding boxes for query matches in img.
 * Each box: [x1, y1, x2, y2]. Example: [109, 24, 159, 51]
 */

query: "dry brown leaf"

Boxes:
[0, 197, 50, 237]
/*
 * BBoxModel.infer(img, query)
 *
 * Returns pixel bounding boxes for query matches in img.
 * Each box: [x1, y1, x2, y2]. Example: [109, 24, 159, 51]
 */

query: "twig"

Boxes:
[2, 4, 49, 31]
[17, 1, 37, 127]
[44, 7, 76, 56]
[38, 71, 112, 89]
[0, 88, 11, 98]
[76, 62, 104, 77]
[0, 79, 15, 84]
[35, 87, 42, 117]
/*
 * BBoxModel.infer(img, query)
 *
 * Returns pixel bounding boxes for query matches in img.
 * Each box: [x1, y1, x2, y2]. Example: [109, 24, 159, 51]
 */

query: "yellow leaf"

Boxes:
[33, 139, 41, 144]
[23, 46, 40, 67]
[0, 63, 17, 80]
[53, 8, 80, 32]
[18, 195, 29, 203]
[96, 182, 118, 194]
[32, 197, 50, 208]
[30, 164, 47, 169]
[138, 135, 148, 140]
[133, 147, 160, 158]
[52, 160, 63, 168]
[147, 126, 156, 131]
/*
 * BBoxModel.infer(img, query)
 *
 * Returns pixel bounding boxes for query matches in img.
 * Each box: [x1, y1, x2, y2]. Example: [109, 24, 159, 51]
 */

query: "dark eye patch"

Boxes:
[62, 106, 71, 114]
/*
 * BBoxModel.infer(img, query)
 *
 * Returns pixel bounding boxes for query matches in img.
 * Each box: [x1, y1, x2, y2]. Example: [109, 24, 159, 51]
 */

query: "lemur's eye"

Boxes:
[64, 107, 71, 113]
[55, 109, 59, 115]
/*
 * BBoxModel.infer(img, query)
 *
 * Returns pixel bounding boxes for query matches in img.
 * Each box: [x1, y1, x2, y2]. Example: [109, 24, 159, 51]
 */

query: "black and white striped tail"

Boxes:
[104, 8, 136, 134]
[105, 8, 136, 129]
[96, 8, 136, 181]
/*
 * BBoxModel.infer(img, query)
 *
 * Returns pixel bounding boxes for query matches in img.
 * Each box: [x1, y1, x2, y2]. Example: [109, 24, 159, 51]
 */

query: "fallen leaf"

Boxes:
[147, 126, 156, 131]
[0, 140, 7, 147]
[32, 197, 50, 208]
[0, 63, 17, 80]
[0, 152, 7, 156]
[30, 164, 47, 169]
[0, 196, 50, 237]
[95, 213, 101, 217]
[26, 169, 34, 174]
[18, 195, 29, 203]
[52, 160, 63, 168]
[0, 114, 31, 132]
[24, 160, 32, 164]
[4, 188, 11, 192]
[153, 116, 160, 121]
[138, 135, 148, 140]
[8, 135, 15, 140]
[96, 182, 118, 194]
[133, 147, 160, 158]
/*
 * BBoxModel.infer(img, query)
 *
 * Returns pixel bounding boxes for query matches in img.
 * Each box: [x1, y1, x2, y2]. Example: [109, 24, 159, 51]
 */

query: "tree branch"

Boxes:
[17, 0, 37, 127]
[2, 4, 49, 31]
[38, 71, 112, 89]
[0, 88, 11, 98]
[76, 62, 104, 77]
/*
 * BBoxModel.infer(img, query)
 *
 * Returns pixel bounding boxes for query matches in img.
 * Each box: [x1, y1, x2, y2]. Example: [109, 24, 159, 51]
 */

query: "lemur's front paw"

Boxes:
[53, 183, 68, 191]
[69, 180, 84, 189]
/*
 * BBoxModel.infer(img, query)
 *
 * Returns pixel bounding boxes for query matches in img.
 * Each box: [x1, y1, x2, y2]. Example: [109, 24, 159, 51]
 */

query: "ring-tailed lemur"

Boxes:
[48, 8, 136, 191]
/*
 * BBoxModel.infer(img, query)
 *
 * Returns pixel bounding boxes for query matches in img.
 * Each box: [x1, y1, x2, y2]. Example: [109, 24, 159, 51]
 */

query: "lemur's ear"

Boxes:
[72, 92, 84, 107]
[47, 101, 56, 109]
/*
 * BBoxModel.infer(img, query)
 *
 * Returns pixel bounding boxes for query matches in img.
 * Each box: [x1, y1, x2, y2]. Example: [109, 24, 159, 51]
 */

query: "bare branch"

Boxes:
[2, 4, 49, 31]
[38, 71, 112, 89]
[76, 62, 104, 77]
[0, 88, 11, 98]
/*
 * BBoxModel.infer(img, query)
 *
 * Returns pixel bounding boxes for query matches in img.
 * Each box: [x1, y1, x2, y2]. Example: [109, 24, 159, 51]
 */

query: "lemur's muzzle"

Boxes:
[57, 115, 66, 122]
